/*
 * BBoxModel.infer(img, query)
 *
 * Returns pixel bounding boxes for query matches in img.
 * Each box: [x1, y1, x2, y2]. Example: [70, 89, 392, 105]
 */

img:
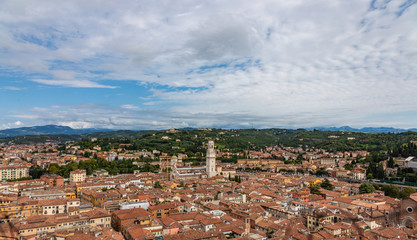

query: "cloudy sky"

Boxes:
[0, 0, 416, 130]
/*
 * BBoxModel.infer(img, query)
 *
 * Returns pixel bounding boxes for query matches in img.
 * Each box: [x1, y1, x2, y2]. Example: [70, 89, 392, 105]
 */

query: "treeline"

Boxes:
[277, 130, 417, 153]
[30, 158, 160, 179]
[360, 183, 416, 199]
[73, 129, 417, 157]
[361, 142, 417, 181]
[390, 142, 417, 158]
[4, 128, 417, 155]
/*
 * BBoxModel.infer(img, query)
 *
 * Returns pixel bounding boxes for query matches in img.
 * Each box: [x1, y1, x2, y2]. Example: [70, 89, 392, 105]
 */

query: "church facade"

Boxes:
[170, 140, 217, 180]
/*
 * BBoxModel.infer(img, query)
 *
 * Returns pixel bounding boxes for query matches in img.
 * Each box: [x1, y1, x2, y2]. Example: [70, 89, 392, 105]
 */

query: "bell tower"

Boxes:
[206, 141, 216, 178]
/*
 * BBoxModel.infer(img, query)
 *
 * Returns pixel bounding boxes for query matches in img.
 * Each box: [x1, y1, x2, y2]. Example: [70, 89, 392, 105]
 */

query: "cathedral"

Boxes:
[170, 140, 217, 180]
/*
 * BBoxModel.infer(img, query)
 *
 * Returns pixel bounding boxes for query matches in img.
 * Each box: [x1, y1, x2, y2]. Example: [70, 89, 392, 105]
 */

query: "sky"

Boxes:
[0, 0, 416, 130]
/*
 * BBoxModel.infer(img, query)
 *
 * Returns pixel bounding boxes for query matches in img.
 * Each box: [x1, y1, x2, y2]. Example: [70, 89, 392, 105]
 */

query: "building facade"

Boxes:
[70, 169, 86, 183]
[0, 163, 31, 180]
[170, 141, 217, 180]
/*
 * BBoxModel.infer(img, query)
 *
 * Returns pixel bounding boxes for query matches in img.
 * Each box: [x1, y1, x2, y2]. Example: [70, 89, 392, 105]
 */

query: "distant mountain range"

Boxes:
[307, 126, 417, 133]
[0, 125, 112, 138]
[0, 125, 416, 138]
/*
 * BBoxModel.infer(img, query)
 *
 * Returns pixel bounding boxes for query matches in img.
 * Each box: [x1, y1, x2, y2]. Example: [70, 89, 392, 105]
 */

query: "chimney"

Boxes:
[245, 218, 250, 235]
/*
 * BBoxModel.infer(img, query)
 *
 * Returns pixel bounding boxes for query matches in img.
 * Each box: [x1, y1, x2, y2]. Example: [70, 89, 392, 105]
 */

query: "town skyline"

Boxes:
[1, 0, 417, 130]
[2, 127, 417, 239]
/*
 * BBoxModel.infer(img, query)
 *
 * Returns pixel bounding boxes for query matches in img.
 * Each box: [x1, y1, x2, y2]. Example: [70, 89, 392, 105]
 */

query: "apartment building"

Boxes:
[0, 198, 80, 221]
[69, 169, 86, 183]
[16, 214, 90, 239]
[148, 202, 178, 219]
[0, 163, 31, 180]
[111, 208, 152, 232]
[40, 174, 65, 187]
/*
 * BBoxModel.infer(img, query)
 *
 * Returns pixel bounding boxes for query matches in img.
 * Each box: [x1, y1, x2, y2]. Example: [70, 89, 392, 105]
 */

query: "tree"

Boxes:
[320, 178, 334, 191]
[214, 191, 221, 200]
[359, 183, 375, 194]
[267, 230, 275, 238]
[29, 165, 47, 179]
[48, 163, 60, 174]
[344, 164, 354, 171]
[382, 185, 400, 199]
[367, 162, 386, 179]
[139, 163, 159, 173]
[400, 187, 416, 199]
[315, 167, 329, 177]
[388, 156, 395, 168]
[154, 181, 163, 189]
[234, 175, 239, 182]
[309, 185, 321, 195]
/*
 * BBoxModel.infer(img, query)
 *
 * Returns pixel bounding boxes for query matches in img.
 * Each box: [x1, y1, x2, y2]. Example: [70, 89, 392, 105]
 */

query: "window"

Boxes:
[407, 207, 413, 213]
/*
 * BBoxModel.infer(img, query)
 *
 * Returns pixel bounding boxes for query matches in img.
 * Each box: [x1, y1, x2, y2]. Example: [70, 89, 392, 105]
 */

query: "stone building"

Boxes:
[400, 193, 417, 227]
[170, 141, 217, 180]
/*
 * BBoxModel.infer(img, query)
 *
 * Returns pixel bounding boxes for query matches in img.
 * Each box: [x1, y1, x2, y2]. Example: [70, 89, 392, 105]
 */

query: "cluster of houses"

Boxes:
[1, 140, 417, 239]
[1, 167, 417, 239]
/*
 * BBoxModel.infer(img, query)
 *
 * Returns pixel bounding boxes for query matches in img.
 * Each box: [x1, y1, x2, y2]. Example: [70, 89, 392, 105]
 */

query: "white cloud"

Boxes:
[14, 121, 23, 126]
[57, 121, 94, 129]
[10, 103, 417, 130]
[1, 86, 24, 90]
[120, 104, 140, 110]
[31, 79, 117, 88]
[1, 0, 417, 128]
[0, 120, 24, 130]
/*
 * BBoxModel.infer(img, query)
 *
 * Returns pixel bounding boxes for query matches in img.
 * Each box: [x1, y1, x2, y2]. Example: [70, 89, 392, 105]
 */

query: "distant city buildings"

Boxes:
[1, 134, 417, 239]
